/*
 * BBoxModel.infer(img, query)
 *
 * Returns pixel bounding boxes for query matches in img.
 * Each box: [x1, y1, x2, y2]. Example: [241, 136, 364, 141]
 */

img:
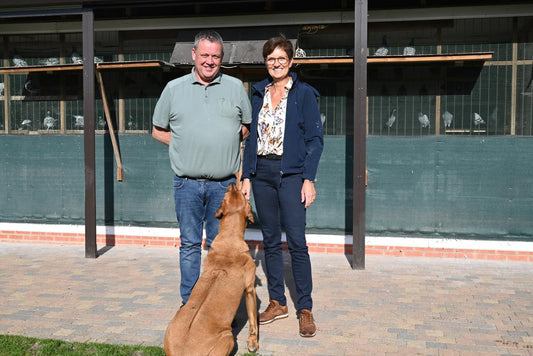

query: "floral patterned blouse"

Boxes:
[256, 78, 293, 156]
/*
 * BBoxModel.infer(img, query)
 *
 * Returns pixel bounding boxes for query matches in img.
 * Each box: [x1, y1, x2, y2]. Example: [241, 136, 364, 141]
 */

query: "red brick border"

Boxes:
[1, 229, 532, 262]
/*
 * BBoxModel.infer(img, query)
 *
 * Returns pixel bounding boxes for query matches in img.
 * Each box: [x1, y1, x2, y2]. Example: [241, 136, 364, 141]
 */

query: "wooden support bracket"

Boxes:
[96, 69, 123, 181]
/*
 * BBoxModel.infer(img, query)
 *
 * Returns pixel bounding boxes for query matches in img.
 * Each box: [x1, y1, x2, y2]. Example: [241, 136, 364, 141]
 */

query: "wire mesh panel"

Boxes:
[1, 18, 532, 138]
[319, 94, 348, 136]
[65, 100, 85, 131]
[62, 99, 112, 132]
[0, 98, 4, 132]
[300, 71, 353, 137]
[440, 65, 512, 136]
[10, 100, 60, 132]
[123, 97, 158, 132]
[368, 95, 435, 136]
[366, 16, 531, 137]
[517, 64, 533, 136]
[368, 31, 437, 57]
[441, 18, 513, 61]
[122, 52, 172, 62]
[7, 34, 61, 67]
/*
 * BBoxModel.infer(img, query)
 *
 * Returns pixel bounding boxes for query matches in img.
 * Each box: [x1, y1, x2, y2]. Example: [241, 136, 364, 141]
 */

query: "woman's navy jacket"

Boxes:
[242, 71, 324, 182]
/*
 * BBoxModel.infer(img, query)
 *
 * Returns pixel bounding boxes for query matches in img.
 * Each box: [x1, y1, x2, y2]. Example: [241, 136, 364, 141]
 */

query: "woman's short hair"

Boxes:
[194, 30, 224, 53]
[262, 35, 294, 60]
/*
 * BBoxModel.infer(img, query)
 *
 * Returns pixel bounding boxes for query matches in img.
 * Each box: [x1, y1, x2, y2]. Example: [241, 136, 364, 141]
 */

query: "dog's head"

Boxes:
[215, 183, 254, 224]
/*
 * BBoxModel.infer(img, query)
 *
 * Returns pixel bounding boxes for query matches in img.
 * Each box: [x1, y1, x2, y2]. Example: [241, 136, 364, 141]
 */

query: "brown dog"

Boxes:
[164, 183, 258, 356]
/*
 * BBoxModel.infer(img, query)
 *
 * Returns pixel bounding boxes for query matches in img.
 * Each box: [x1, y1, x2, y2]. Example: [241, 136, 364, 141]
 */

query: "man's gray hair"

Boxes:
[193, 30, 224, 52]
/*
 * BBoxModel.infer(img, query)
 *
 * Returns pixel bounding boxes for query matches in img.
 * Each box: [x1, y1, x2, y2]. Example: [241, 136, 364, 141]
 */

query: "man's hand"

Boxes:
[241, 124, 250, 141]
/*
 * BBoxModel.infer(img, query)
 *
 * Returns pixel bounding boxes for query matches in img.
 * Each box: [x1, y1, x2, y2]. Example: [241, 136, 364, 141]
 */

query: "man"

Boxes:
[152, 30, 252, 305]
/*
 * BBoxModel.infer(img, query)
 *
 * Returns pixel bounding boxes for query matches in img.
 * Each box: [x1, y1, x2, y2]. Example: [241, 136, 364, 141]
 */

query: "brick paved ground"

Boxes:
[1, 242, 532, 355]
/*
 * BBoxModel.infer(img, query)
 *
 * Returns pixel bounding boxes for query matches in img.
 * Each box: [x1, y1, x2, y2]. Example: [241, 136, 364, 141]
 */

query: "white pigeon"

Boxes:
[97, 115, 106, 129]
[374, 36, 389, 56]
[73, 114, 84, 128]
[94, 56, 104, 63]
[403, 38, 416, 56]
[12, 53, 28, 67]
[0, 82, 4, 96]
[43, 111, 56, 131]
[39, 57, 60, 66]
[295, 47, 307, 58]
[19, 119, 32, 130]
[418, 112, 431, 128]
[442, 111, 453, 128]
[385, 108, 397, 128]
[71, 47, 83, 64]
[127, 115, 136, 130]
[473, 112, 485, 126]
[320, 113, 326, 125]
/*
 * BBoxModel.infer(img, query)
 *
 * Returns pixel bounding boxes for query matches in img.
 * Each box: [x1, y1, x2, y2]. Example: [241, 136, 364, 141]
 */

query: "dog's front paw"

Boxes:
[247, 336, 259, 354]
[247, 344, 258, 354]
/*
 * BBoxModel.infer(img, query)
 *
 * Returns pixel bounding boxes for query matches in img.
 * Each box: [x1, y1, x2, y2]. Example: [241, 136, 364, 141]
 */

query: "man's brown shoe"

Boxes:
[259, 300, 288, 325]
[298, 309, 317, 337]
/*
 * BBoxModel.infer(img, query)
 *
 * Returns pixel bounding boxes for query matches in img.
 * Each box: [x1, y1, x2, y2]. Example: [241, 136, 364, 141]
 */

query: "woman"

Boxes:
[241, 35, 324, 338]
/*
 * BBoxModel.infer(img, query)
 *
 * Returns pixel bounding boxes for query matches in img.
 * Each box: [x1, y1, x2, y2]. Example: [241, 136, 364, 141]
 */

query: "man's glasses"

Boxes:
[266, 57, 289, 65]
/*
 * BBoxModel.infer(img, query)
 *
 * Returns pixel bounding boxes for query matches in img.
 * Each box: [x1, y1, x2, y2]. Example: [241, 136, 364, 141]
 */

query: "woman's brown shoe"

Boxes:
[298, 309, 317, 337]
[259, 300, 289, 325]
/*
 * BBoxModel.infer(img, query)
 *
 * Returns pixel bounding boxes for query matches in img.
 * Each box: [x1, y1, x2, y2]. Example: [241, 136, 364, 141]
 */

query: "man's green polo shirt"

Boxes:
[152, 69, 252, 179]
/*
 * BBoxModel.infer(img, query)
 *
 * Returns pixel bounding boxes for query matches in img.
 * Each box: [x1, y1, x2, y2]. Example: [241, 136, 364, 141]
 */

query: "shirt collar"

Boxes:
[190, 67, 222, 85]
[266, 76, 293, 91]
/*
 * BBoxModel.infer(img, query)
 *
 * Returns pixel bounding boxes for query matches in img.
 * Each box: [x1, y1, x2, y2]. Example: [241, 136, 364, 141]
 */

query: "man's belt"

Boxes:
[178, 174, 235, 182]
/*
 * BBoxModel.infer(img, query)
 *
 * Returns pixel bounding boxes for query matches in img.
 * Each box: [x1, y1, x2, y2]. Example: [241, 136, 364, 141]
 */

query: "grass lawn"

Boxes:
[0, 335, 165, 356]
[0, 335, 259, 355]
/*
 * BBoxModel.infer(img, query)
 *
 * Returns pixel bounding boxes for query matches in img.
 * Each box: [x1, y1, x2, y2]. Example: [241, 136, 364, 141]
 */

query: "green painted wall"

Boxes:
[365, 137, 533, 240]
[1, 135, 532, 241]
[0, 135, 175, 227]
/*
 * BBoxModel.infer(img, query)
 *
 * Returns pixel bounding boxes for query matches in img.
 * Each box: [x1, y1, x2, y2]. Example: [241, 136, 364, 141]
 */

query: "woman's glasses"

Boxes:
[266, 57, 289, 65]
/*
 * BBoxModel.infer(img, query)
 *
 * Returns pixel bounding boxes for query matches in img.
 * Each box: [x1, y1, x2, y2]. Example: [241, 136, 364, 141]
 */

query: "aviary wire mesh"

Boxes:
[1, 17, 532, 137]
[366, 17, 532, 137]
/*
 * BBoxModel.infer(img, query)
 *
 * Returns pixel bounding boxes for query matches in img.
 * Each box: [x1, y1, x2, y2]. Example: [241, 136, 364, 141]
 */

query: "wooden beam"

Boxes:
[96, 70, 123, 181]
[0, 60, 172, 74]
[294, 57, 353, 64]
[0, 54, 492, 75]
[96, 61, 172, 70]
[367, 53, 493, 63]
[0, 64, 82, 74]
[292, 53, 493, 65]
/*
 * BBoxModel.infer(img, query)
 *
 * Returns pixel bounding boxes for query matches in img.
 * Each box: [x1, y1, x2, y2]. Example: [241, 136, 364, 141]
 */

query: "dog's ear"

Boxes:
[215, 200, 225, 219]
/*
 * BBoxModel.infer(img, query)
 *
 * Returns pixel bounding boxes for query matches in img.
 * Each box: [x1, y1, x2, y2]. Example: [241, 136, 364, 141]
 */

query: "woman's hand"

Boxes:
[241, 178, 252, 200]
[301, 179, 316, 208]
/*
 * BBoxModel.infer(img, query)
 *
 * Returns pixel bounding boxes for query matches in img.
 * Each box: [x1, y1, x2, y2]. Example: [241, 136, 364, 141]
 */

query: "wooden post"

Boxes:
[3, 37, 10, 133]
[83, 9, 97, 258]
[353, 0, 367, 270]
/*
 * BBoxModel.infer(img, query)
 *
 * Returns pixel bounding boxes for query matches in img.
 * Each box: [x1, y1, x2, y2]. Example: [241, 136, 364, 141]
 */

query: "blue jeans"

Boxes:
[251, 158, 313, 312]
[173, 175, 235, 304]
